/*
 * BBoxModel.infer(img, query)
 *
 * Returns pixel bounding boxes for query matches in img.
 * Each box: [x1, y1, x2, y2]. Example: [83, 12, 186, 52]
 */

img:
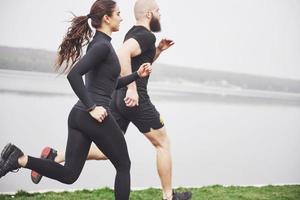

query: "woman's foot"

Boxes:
[31, 147, 57, 184]
[0, 143, 24, 178]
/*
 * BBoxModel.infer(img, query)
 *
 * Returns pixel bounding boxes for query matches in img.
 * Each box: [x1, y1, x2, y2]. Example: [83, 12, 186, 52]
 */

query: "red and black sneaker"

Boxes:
[31, 147, 57, 184]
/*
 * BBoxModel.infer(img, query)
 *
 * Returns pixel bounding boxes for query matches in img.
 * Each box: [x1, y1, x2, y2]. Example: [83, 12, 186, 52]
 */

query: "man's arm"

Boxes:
[153, 38, 175, 62]
[117, 38, 142, 107]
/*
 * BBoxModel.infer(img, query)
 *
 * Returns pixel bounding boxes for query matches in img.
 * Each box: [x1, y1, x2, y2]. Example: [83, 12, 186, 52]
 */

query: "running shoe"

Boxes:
[0, 143, 24, 178]
[163, 190, 192, 200]
[31, 147, 57, 184]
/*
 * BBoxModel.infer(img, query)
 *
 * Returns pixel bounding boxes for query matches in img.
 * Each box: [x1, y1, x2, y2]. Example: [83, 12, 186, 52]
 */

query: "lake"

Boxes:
[0, 70, 299, 193]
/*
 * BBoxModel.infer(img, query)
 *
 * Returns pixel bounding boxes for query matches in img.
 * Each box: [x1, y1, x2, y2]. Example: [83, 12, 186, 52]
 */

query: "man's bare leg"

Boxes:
[144, 126, 173, 200]
[55, 143, 107, 163]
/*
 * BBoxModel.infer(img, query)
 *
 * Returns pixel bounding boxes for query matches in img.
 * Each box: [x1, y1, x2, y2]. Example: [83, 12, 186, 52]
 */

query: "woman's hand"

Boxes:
[137, 63, 152, 77]
[124, 88, 139, 107]
[89, 106, 108, 123]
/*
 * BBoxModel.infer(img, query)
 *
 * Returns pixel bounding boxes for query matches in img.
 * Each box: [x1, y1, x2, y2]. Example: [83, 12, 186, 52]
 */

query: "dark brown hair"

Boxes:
[54, 0, 116, 74]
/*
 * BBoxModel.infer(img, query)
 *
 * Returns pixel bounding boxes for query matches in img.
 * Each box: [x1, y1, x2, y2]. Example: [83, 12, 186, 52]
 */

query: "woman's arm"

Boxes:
[67, 43, 109, 111]
[115, 71, 140, 90]
[115, 63, 152, 90]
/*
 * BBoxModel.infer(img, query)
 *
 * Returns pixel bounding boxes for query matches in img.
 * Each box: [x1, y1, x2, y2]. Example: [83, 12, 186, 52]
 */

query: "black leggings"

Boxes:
[25, 107, 131, 200]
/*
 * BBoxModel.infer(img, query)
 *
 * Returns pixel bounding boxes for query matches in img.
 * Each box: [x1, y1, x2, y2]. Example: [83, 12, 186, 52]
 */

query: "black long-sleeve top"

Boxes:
[67, 31, 140, 111]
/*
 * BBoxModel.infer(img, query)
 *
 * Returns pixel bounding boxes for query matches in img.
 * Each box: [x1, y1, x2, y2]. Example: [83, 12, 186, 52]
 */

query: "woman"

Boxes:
[0, 0, 152, 199]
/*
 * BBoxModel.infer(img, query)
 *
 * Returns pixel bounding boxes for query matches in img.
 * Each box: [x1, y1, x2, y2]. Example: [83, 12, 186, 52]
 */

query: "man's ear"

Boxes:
[146, 11, 152, 19]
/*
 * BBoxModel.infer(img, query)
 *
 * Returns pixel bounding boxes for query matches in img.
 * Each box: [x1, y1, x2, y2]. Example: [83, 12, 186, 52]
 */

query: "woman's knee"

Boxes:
[61, 169, 81, 184]
[116, 158, 131, 172]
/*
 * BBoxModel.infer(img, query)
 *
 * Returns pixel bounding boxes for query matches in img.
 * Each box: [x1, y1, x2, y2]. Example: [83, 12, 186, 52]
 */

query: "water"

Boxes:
[0, 70, 300, 193]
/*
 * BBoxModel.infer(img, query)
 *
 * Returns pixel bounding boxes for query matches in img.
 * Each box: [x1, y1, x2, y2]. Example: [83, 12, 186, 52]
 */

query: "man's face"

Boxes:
[149, 7, 161, 32]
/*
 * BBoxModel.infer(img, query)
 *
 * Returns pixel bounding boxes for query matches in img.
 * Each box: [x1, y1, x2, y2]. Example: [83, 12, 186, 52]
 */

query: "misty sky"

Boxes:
[0, 0, 299, 79]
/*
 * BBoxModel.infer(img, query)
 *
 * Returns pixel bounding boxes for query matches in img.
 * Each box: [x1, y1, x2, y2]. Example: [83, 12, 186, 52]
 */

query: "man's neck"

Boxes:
[136, 20, 150, 31]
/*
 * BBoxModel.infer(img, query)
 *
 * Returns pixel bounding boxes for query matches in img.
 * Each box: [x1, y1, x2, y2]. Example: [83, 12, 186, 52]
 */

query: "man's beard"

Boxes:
[150, 16, 161, 32]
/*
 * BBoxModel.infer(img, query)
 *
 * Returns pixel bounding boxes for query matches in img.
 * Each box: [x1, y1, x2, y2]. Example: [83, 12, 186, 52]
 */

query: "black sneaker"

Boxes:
[0, 143, 24, 178]
[172, 191, 192, 200]
[31, 147, 57, 184]
[163, 190, 192, 200]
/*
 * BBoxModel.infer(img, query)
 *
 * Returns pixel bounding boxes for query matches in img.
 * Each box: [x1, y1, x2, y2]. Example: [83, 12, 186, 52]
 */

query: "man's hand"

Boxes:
[137, 63, 152, 77]
[157, 38, 175, 52]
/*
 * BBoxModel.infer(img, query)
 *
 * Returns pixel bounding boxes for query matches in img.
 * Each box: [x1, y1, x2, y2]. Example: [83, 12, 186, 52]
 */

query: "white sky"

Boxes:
[0, 0, 300, 79]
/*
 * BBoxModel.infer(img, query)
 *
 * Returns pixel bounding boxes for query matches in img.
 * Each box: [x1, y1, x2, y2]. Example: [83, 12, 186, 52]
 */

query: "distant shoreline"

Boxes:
[1, 45, 300, 94]
[1, 69, 300, 106]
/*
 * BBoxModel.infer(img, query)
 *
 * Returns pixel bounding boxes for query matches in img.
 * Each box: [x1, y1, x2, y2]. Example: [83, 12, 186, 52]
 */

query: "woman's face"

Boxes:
[108, 6, 123, 32]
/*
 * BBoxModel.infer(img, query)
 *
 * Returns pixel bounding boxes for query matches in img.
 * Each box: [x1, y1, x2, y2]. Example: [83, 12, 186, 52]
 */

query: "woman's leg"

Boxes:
[78, 111, 131, 200]
[25, 126, 91, 184]
[93, 120, 131, 200]
[23, 108, 91, 184]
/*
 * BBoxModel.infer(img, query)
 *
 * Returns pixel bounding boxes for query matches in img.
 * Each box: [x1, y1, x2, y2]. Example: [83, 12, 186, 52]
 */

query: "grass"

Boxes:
[0, 185, 300, 200]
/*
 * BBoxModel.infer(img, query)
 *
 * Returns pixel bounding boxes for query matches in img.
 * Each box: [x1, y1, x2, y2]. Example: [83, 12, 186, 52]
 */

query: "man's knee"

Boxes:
[145, 127, 170, 149]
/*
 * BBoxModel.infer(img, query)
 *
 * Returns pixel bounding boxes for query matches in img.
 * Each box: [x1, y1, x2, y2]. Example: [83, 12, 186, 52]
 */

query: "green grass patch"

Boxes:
[0, 185, 299, 200]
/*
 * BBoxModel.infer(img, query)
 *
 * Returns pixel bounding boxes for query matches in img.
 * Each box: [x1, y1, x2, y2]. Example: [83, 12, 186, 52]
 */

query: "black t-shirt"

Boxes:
[122, 25, 156, 101]
[67, 31, 139, 111]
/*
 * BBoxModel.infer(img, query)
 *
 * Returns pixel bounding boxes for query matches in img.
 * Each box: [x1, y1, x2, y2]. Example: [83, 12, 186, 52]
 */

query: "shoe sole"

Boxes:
[31, 147, 54, 184]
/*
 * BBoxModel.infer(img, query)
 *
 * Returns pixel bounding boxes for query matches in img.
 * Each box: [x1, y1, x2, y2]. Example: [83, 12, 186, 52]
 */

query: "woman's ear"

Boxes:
[103, 14, 110, 24]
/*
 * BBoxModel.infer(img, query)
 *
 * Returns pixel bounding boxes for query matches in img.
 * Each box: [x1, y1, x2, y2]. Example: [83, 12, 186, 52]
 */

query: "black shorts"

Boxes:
[110, 90, 164, 134]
